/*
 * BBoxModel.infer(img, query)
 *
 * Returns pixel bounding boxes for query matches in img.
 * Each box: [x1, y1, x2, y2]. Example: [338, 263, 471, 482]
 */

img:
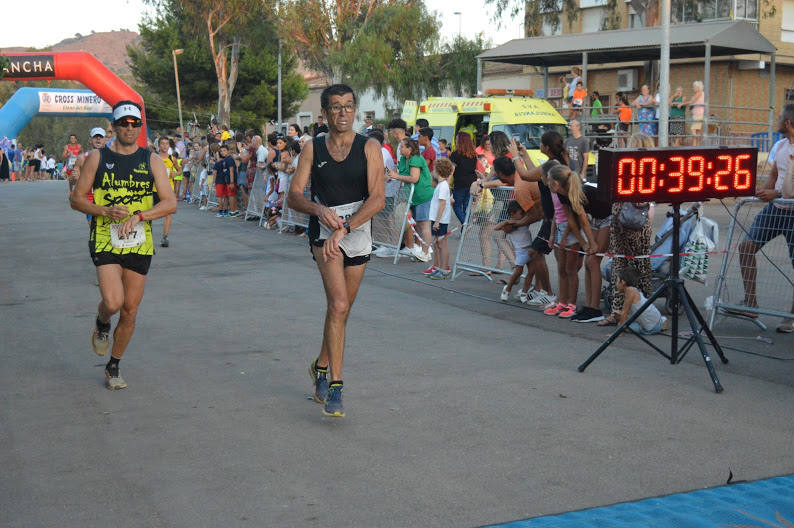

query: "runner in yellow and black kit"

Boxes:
[70, 101, 176, 390]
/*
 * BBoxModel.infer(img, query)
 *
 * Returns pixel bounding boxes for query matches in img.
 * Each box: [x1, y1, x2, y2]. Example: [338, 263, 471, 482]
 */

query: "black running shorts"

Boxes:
[90, 251, 153, 275]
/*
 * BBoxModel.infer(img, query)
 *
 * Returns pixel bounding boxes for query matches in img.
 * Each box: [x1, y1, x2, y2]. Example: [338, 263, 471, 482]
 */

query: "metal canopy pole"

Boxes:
[477, 58, 483, 95]
[544, 66, 549, 98]
[703, 43, 711, 143]
[769, 52, 776, 146]
[658, 0, 671, 147]
[582, 52, 588, 89]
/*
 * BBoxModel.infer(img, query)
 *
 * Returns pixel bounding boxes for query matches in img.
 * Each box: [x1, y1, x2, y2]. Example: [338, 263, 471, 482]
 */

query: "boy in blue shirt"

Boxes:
[213, 144, 238, 217]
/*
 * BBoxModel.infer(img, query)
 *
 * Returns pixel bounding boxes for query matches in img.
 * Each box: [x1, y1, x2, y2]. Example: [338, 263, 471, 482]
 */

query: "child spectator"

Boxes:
[437, 139, 450, 158]
[213, 144, 237, 217]
[617, 267, 667, 335]
[617, 94, 632, 147]
[495, 200, 534, 301]
[427, 158, 454, 279]
[418, 127, 436, 173]
[570, 81, 587, 120]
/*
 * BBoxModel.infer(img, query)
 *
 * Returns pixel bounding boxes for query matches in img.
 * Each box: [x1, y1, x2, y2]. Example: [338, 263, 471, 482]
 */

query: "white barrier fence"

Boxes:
[245, 170, 267, 221]
[708, 197, 794, 331]
[451, 186, 516, 280]
[280, 181, 311, 231]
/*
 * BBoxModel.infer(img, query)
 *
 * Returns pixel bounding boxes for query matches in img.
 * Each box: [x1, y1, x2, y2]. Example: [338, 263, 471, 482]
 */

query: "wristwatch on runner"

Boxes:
[343, 221, 351, 234]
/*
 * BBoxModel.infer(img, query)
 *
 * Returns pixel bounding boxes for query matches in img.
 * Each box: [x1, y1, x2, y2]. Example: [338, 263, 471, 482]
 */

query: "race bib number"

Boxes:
[573, 98, 583, 106]
[110, 222, 146, 249]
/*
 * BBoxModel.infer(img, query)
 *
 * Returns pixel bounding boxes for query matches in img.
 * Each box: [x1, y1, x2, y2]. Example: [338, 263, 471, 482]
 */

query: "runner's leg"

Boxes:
[109, 267, 147, 360]
[96, 264, 125, 324]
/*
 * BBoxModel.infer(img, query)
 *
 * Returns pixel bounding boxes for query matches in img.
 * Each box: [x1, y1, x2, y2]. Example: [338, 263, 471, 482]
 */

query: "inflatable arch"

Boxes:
[0, 87, 114, 139]
[1, 52, 149, 148]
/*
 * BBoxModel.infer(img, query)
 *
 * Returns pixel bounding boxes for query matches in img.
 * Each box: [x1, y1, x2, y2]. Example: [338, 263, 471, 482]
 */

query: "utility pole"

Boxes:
[172, 49, 184, 133]
[658, 0, 671, 147]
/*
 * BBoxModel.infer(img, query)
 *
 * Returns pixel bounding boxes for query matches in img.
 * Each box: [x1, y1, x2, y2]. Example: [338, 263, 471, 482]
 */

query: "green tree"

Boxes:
[438, 34, 489, 97]
[484, 0, 578, 37]
[130, 2, 307, 131]
[282, 0, 440, 100]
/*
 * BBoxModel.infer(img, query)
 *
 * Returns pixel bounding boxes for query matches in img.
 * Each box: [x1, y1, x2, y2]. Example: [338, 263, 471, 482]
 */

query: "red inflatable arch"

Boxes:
[2, 51, 149, 148]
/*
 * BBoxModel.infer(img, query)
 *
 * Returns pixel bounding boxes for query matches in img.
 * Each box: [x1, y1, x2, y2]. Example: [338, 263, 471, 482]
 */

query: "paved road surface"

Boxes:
[1, 182, 792, 528]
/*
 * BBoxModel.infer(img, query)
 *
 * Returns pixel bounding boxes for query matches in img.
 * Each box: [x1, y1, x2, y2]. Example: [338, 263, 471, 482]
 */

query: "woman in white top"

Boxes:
[686, 80, 705, 146]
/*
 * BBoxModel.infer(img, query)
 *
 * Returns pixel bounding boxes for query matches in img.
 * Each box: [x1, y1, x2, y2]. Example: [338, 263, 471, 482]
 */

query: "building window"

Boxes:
[672, 0, 756, 23]
[786, 89, 794, 105]
[582, 7, 605, 33]
[784, 0, 794, 43]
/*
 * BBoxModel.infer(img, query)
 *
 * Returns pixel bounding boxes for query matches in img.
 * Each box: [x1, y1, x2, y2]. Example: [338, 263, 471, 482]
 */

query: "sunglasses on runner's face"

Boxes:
[115, 118, 142, 128]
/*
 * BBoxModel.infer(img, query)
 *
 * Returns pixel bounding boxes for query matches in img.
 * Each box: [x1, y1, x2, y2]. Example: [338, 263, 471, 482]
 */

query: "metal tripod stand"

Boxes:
[578, 203, 729, 393]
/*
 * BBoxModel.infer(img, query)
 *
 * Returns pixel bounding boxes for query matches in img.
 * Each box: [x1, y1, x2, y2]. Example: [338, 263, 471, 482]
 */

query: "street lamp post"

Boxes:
[453, 11, 462, 38]
[172, 48, 184, 133]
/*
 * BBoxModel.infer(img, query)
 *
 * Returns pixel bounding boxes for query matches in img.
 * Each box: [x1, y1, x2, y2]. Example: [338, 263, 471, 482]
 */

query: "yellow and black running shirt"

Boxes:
[90, 146, 155, 255]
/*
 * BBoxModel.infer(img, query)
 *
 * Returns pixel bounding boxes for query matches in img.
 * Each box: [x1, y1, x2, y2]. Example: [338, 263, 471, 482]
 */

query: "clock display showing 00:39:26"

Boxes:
[599, 148, 758, 203]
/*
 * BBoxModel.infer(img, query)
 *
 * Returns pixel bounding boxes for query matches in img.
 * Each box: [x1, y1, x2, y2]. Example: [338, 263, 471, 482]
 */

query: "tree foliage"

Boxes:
[484, 0, 579, 37]
[438, 34, 489, 97]
[282, 0, 440, 100]
[129, 1, 307, 131]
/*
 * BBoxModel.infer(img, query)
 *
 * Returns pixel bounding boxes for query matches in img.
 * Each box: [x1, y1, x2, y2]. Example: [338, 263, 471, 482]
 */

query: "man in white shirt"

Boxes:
[736, 107, 794, 332]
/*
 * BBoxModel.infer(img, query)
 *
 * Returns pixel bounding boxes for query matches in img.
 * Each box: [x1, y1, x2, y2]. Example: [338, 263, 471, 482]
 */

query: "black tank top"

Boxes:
[308, 134, 369, 242]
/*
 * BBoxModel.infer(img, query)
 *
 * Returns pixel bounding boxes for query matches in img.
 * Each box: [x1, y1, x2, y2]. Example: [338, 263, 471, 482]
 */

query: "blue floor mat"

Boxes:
[484, 474, 794, 528]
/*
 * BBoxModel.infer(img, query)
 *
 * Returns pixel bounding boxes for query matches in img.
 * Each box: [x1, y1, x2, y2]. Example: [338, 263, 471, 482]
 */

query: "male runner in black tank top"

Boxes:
[288, 84, 384, 418]
[70, 101, 176, 390]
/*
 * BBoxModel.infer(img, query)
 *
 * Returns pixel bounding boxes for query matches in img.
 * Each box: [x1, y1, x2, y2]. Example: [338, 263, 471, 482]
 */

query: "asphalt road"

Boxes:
[1, 181, 792, 528]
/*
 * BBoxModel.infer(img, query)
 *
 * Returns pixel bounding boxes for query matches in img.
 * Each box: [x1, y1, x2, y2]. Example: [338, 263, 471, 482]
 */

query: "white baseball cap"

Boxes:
[90, 127, 106, 138]
[112, 102, 142, 122]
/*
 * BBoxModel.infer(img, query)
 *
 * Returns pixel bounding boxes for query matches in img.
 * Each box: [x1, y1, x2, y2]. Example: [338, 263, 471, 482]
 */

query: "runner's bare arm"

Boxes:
[287, 139, 344, 231]
[757, 162, 779, 201]
[69, 151, 127, 219]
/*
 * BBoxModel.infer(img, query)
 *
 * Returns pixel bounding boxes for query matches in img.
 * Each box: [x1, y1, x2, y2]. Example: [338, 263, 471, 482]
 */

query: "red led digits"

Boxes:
[668, 156, 685, 193]
[713, 155, 732, 191]
[638, 157, 657, 194]
[617, 157, 635, 195]
[687, 156, 705, 192]
[734, 154, 752, 190]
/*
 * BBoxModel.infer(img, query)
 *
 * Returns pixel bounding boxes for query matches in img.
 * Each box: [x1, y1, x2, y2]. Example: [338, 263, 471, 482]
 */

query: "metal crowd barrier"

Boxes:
[188, 164, 202, 205]
[280, 179, 310, 231]
[245, 169, 267, 221]
[708, 197, 794, 330]
[366, 182, 414, 262]
[206, 173, 218, 208]
[451, 186, 516, 280]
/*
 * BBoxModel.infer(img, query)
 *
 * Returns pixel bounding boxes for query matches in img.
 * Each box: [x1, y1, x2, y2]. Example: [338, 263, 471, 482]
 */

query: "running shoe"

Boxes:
[423, 265, 437, 276]
[526, 291, 556, 307]
[519, 289, 534, 304]
[199, 205, 208, 211]
[373, 246, 396, 258]
[500, 285, 510, 302]
[399, 246, 414, 256]
[544, 302, 565, 316]
[776, 318, 794, 333]
[429, 268, 450, 280]
[515, 288, 527, 301]
[91, 322, 110, 356]
[104, 365, 127, 390]
[228, 210, 240, 217]
[160, 236, 169, 247]
[571, 307, 605, 323]
[308, 359, 329, 403]
[412, 246, 432, 262]
[558, 304, 577, 319]
[215, 211, 225, 217]
[323, 383, 344, 417]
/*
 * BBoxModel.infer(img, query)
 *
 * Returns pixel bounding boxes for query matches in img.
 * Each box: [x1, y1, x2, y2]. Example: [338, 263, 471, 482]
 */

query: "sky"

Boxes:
[0, 0, 524, 50]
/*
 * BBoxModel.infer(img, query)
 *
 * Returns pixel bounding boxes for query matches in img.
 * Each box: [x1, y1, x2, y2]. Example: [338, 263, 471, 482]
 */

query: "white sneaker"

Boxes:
[399, 247, 414, 256]
[519, 289, 535, 304]
[412, 246, 432, 262]
[527, 290, 556, 307]
[515, 288, 528, 302]
[199, 205, 207, 211]
[500, 285, 509, 302]
[373, 246, 396, 258]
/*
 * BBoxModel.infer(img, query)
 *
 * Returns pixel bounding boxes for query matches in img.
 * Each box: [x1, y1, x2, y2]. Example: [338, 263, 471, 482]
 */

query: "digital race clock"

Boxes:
[597, 147, 758, 203]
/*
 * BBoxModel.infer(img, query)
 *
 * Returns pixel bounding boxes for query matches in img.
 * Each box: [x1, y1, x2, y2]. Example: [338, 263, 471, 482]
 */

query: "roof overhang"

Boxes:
[478, 21, 776, 68]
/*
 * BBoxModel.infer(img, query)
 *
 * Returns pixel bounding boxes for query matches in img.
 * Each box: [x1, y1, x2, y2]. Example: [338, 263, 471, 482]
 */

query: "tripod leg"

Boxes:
[677, 284, 724, 393]
[682, 287, 729, 365]
[578, 283, 667, 372]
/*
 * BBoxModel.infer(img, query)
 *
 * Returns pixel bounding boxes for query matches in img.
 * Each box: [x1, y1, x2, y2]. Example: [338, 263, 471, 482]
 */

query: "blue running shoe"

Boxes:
[323, 383, 344, 417]
[215, 211, 225, 217]
[308, 359, 329, 403]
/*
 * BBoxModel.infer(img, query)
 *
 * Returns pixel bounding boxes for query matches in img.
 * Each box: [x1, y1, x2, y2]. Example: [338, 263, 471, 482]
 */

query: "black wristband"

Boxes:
[343, 221, 351, 234]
